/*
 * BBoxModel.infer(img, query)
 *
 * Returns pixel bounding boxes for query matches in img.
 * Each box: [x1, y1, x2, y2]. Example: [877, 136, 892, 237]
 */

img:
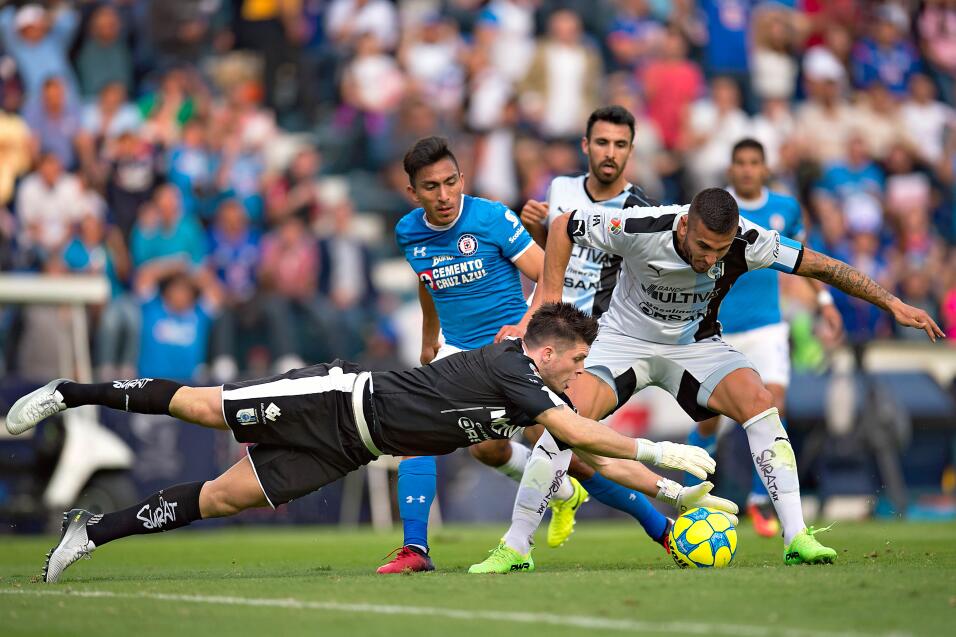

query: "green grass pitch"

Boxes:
[1, 520, 954, 637]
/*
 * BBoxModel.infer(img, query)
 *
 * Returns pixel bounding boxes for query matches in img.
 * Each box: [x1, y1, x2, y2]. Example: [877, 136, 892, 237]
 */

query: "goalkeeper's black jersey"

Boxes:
[366, 340, 574, 456]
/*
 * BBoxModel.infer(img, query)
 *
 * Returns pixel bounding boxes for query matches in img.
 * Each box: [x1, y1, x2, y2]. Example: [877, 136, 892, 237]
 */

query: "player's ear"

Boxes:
[580, 135, 588, 155]
[406, 183, 420, 205]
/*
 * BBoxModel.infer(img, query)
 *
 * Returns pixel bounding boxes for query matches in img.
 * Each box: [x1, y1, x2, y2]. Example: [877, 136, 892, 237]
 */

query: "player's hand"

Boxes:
[636, 439, 715, 480]
[520, 199, 548, 225]
[655, 478, 739, 526]
[420, 343, 440, 365]
[889, 298, 945, 342]
[494, 324, 525, 343]
[818, 303, 844, 342]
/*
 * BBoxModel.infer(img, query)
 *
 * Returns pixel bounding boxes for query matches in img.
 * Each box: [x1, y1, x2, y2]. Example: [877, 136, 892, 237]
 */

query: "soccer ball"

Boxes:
[667, 507, 737, 569]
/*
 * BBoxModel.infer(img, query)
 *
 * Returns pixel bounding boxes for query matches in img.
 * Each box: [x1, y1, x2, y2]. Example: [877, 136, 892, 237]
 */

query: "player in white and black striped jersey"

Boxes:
[486, 187, 943, 568]
[507, 105, 671, 558]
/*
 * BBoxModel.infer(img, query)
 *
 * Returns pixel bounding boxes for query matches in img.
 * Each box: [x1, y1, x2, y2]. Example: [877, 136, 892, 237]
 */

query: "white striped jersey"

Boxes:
[546, 175, 656, 318]
[567, 205, 804, 344]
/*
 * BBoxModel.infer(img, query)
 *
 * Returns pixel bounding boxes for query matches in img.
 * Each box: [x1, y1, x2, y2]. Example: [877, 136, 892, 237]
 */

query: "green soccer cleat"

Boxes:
[784, 525, 837, 565]
[547, 476, 589, 548]
[468, 541, 534, 574]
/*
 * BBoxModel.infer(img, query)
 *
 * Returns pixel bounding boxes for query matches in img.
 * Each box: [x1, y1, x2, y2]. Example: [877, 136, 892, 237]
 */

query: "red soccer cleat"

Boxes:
[658, 517, 674, 554]
[748, 501, 781, 538]
[376, 545, 436, 574]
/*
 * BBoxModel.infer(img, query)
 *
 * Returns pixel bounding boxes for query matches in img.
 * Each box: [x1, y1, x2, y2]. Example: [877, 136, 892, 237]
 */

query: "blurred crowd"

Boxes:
[0, 0, 954, 385]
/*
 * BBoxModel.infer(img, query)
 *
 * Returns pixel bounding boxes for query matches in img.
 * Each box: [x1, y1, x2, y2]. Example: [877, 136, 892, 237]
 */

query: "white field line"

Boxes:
[0, 588, 913, 637]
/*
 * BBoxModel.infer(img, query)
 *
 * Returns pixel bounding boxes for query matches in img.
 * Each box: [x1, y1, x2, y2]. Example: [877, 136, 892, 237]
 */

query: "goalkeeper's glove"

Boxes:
[634, 439, 716, 480]
[654, 478, 740, 526]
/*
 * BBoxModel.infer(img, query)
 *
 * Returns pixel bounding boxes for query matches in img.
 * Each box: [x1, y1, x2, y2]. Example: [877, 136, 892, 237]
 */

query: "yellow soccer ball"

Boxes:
[667, 507, 738, 568]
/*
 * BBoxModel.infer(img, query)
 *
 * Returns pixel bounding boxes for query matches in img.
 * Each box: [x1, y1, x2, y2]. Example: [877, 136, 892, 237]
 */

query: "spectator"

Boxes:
[853, 82, 914, 161]
[399, 14, 465, 116]
[0, 3, 79, 112]
[14, 152, 85, 253]
[139, 69, 202, 149]
[518, 10, 603, 140]
[105, 132, 161, 241]
[0, 98, 33, 207]
[23, 76, 80, 170]
[76, 4, 133, 98]
[900, 73, 955, 165]
[130, 184, 207, 268]
[750, 97, 795, 174]
[76, 82, 142, 184]
[641, 28, 704, 152]
[206, 199, 301, 381]
[850, 3, 920, 97]
[750, 4, 798, 104]
[605, 0, 665, 73]
[325, 0, 399, 51]
[264, 146, 324, 227]
[148, 0, 217, 68]
[793, 46, 856, 164]
[166, 120, 222, 220]
[812, 133, 885, 237]
[699, 0, 753, 111]
[135, 269, 221, 382]
[680, 75, 750, 193]
[916, 0, 956, 105]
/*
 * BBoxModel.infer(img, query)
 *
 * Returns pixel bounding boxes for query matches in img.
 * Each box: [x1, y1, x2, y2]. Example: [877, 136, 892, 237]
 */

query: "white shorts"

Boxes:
[434, 342, 466, 361]
[585, 328, 755, 421]
[723, 322, 790, 388]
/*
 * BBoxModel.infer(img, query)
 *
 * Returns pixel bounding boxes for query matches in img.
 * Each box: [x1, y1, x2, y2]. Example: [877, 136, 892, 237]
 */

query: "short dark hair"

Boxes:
[525, 302, 599, 349]
[585, 105, 635, 142]
[688, 188, 739, 234]
[731, 138, 766, 162]
[403, 136, 459, 185]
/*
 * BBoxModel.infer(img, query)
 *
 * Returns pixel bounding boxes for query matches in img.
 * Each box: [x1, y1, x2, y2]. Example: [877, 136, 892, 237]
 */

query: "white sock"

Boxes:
[743, 407, 806, 545]
[553, 474, 574, 501]
[495, 441, 531, 482]
[503, 431, 572, 554]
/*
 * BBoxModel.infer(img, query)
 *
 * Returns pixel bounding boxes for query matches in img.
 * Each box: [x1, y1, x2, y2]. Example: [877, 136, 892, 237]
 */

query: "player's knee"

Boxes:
[749, 387, 775, 417]
[200, 482, 250, 517]
[469, 440, 511, 467]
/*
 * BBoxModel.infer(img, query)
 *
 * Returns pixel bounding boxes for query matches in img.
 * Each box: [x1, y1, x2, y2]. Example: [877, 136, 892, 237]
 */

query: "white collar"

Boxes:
[423, 196, 466, 232]
[727, 186, 769, 211]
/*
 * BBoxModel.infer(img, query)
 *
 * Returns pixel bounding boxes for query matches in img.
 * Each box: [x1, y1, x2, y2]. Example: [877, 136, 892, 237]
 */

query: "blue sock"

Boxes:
[397, 456, 436, 550]
[579, 473, 668, 541]
[685, 426, 717, 487]
[749, 417, 786, 502]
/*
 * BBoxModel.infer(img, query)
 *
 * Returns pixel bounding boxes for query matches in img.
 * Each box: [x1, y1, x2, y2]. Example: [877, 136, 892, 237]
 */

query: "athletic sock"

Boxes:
[748, 417, 787, 504]
[579, 473, 668, 542]
[86, 481, 204, 546]
[684, 426, 717, 487]
[495, 441, 531, 482]
[57, 379, 183, 414]
[743, 408, 806, 544]
[397, 456, 436, 551]
[503, 431, 571, 555]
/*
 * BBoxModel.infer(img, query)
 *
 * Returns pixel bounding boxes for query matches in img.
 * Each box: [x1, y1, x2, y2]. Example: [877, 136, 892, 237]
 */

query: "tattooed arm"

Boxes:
[796, 248, 945, 341]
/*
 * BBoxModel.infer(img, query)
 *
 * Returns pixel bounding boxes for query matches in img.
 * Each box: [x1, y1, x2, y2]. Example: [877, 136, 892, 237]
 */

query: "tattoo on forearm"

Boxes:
[803, 250, 895, 310]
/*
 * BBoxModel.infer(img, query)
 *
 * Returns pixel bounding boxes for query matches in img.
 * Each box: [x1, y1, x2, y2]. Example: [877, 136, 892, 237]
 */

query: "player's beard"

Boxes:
[590, 159, 625, 185]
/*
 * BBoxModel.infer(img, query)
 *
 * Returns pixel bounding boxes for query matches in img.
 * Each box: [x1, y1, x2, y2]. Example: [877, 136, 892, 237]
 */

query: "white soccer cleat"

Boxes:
[44, 509, 97, 583]
[5, 378, 70, 435]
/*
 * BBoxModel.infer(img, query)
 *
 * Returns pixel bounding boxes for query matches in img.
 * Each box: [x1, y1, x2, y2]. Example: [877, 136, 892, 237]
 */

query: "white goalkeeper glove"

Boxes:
[634, 439, 716, 481]
[654, 478, 739, 526]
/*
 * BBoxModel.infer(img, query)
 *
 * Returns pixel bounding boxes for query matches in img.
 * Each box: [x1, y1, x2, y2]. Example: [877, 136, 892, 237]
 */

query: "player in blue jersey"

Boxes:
[684, 138, 844, 537]
[378, 136, 572, 573]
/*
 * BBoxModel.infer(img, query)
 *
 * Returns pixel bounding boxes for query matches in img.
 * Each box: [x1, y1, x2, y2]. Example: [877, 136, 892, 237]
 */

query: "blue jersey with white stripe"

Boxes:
[718, 189, 804, 334]
[397, 195, 534, 349]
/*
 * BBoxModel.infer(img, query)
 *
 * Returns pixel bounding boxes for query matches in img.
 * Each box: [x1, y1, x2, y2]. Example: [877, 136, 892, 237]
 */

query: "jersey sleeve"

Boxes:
[566, 204, 687, 256]
[740, 216, 804, 274]
[490, 202, 534, 261]
[493, 349, 569, 420]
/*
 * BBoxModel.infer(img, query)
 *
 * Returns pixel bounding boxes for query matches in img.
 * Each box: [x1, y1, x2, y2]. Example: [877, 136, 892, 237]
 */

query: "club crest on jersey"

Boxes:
[706, 262, 725, 280]
[419, 270, 436, 289]
[457, 234, 478, 255]
[607, 215, 623, 236]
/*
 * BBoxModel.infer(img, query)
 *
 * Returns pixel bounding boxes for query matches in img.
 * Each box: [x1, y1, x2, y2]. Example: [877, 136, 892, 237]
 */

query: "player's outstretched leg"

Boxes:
[378, 456, 436, 574]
